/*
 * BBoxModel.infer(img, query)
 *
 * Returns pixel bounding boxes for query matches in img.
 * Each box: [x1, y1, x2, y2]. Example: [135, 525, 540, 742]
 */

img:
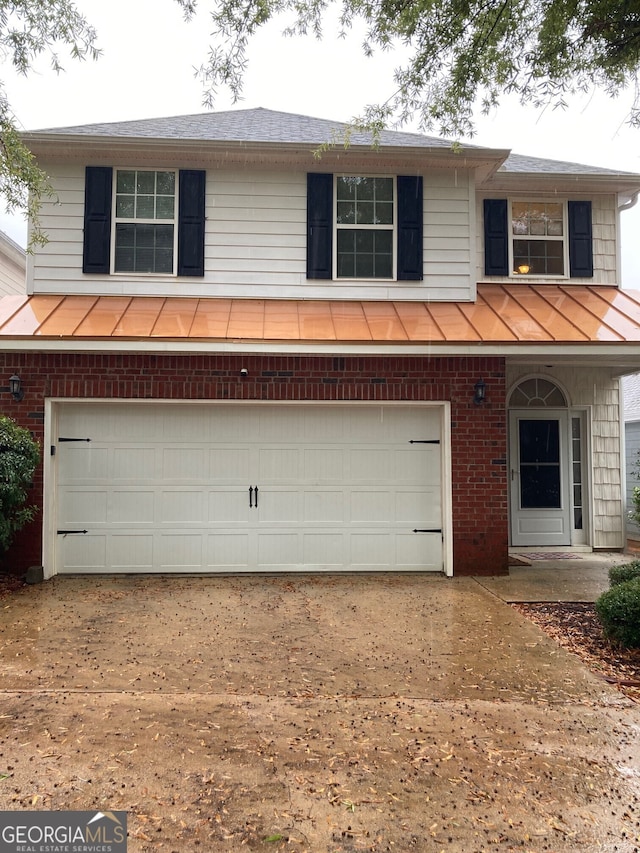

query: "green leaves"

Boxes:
[0, 416, 40, 555]
[185, 0, 640, 136]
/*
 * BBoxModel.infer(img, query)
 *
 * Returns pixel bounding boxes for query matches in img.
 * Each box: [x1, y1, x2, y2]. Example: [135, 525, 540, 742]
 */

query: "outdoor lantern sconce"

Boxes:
[473, 378, 486, 405]
[9, 374, 24, 402]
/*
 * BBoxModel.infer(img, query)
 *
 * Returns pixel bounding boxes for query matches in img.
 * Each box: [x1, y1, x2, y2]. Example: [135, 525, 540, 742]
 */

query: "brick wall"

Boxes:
[0, 352, 508, 576]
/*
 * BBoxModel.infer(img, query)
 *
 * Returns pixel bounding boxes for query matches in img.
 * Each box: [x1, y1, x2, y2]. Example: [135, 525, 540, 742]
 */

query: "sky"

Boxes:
[2, 0, 640, 283]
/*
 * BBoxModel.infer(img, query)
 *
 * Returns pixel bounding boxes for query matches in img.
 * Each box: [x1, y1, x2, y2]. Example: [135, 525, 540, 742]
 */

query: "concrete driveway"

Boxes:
[0, 566, 638, 852]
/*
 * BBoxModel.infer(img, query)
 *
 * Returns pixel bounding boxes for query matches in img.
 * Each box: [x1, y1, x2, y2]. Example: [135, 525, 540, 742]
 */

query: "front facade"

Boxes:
[3, 108, 640, 578]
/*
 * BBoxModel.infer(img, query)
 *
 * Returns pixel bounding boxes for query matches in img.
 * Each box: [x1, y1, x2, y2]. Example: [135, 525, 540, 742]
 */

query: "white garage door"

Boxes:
[53, 402, 444, 574]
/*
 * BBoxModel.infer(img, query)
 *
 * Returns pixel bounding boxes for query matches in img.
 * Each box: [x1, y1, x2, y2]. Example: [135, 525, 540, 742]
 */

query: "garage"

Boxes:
[50, 402, 448, 574]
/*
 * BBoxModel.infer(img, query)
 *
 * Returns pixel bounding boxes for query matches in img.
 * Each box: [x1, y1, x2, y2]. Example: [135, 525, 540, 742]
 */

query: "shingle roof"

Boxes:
[30, 107, 455, 149]
[501, 152, 638, 177]
[27, 107, 640, 179]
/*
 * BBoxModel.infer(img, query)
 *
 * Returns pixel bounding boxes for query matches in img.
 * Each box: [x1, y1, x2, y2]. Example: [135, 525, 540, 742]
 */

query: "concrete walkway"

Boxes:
[484, 550, 631, 602]
[0, 564, 637, 852]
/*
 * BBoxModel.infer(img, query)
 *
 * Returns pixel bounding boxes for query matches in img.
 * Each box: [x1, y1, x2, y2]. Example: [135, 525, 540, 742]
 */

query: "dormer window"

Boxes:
[114, 170, 177, 274]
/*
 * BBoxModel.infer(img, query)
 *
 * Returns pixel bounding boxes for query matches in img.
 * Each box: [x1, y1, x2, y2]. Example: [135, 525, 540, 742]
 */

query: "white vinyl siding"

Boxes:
[29, 164, 476, 301]
[0, 234, 26, 295]
[478, 194, 619, 285]
[507, 365, 624, 549]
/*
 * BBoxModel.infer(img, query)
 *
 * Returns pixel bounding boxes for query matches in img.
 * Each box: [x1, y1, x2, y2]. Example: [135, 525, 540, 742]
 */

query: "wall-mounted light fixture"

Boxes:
[9, 374, 24, 402]
[473, 378, 486, 405]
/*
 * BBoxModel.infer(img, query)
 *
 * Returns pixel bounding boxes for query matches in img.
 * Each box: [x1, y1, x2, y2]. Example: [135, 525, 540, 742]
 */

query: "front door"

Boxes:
[509, 411, 571, 547]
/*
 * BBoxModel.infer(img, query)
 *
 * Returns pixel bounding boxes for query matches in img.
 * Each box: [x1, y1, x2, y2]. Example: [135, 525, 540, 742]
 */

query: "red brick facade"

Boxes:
[0, 352, 508, 576]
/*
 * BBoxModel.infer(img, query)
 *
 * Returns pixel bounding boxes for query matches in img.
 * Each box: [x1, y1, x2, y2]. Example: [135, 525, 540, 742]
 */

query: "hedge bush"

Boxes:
[608, 560, 640, 587]
[0, 416, 40, 556]
[595, 577, 640, 648]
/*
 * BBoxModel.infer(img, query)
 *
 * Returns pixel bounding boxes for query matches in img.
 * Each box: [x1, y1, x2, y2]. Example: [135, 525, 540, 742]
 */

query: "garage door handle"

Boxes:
[249, 486, 259, 508]
[249, 486, 254, 508]
[254, 485, 259, 507]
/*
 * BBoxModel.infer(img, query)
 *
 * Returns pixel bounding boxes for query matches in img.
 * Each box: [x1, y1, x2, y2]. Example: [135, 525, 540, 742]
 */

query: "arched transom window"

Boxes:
[510, 377, 567, 407]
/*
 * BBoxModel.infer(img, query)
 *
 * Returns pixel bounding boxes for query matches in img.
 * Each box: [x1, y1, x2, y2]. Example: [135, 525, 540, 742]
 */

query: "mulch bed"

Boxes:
[513, 601, 640, 703]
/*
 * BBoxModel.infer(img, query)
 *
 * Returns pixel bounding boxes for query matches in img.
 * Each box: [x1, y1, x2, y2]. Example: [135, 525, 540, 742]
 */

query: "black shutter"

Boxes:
[83, 167, 112, 274]
[307, 173, 333, 279]
[177, 170, 206, 277]
[568, 200, 593, 278]
[484, 199, 509, 276]
[397, 175, 423, 281]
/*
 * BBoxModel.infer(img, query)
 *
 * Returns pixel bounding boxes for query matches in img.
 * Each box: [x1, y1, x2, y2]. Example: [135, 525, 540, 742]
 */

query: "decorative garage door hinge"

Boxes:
[413, 529, 443, 540]
[57, 529, 88, 535]
[52, 437, 92, 456]
[408, 439, 440, 444]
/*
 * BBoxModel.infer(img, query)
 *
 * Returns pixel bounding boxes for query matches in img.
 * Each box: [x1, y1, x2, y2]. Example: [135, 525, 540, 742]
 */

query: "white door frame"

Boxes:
[509, 409, 572, 547]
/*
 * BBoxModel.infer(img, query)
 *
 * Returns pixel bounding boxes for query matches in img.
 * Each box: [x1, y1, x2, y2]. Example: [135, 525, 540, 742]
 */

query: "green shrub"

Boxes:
[595, 577, 640, 648]
[608, 561, 640, 587]
[0, 416, 40, 554]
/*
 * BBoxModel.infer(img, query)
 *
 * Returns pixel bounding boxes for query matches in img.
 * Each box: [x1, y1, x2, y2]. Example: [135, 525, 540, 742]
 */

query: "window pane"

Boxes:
[116, 171, 135, 193]
[338, 229, 392, 278]
[514, 239, 564, 275]
[156, 171, 175, 195]
[115, 223, 174, 273]
[136, 172, 155, 194]
[337, 201, 356, 225]
[136, 196, 155, 219]
[116, 196, 135, 218]
[356, 202, 374, 225]
[156, 196, 175, 219]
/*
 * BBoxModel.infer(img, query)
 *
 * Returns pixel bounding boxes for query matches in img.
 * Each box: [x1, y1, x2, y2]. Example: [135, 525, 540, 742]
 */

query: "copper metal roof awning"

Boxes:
[1, 284, 640, 368]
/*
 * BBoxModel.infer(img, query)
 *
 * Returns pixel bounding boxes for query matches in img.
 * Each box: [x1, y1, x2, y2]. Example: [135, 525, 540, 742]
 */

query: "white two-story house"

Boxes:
[2, 107, 640, 578]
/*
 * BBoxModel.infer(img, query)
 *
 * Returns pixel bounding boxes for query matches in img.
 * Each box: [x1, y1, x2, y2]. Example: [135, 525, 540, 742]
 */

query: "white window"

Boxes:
[511, 201, 566, 276]
[335, 176, 395, 279]
[113, 170, 177, 274]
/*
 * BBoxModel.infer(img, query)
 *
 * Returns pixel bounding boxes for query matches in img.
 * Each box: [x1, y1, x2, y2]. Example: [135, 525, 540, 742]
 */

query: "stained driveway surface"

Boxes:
[0, 571, 638, 852]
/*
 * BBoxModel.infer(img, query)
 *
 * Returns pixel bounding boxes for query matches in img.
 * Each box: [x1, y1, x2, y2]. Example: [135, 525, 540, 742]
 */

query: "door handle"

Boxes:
[249, 486, 254, 508]
[249, 486, 259, 508]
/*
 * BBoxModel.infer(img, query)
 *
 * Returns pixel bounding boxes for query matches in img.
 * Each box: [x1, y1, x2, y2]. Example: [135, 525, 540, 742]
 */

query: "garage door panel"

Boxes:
[55, 403, 445, 574]
[210, 448, 250, 481]
[258, 532, 299, 566]
[351, 449, 391, 481]
[302, 532, 344, 566]
[162, 447, 207, 481]
[161, 490, 207, 524]
[160, 533, 203, 568]
[397, 532, 442, 569]
[259, 489, 300, 523]
[207, 533, 250, 568]
[351, 533, 393, 566]
[258, 448, 300, 481]
[60, 533, 107, 571]
[59, 489, 107, 524]
[63, 446, 109, 481]
[111, 490, 155, 523]
[303, 491, 344, 523]
[304, 449, 344, 480]
[396, 488, 441, 524]
[209, 489, 250, 523]
[112, 447, 156, 481]
[110, 534, 153, 570]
